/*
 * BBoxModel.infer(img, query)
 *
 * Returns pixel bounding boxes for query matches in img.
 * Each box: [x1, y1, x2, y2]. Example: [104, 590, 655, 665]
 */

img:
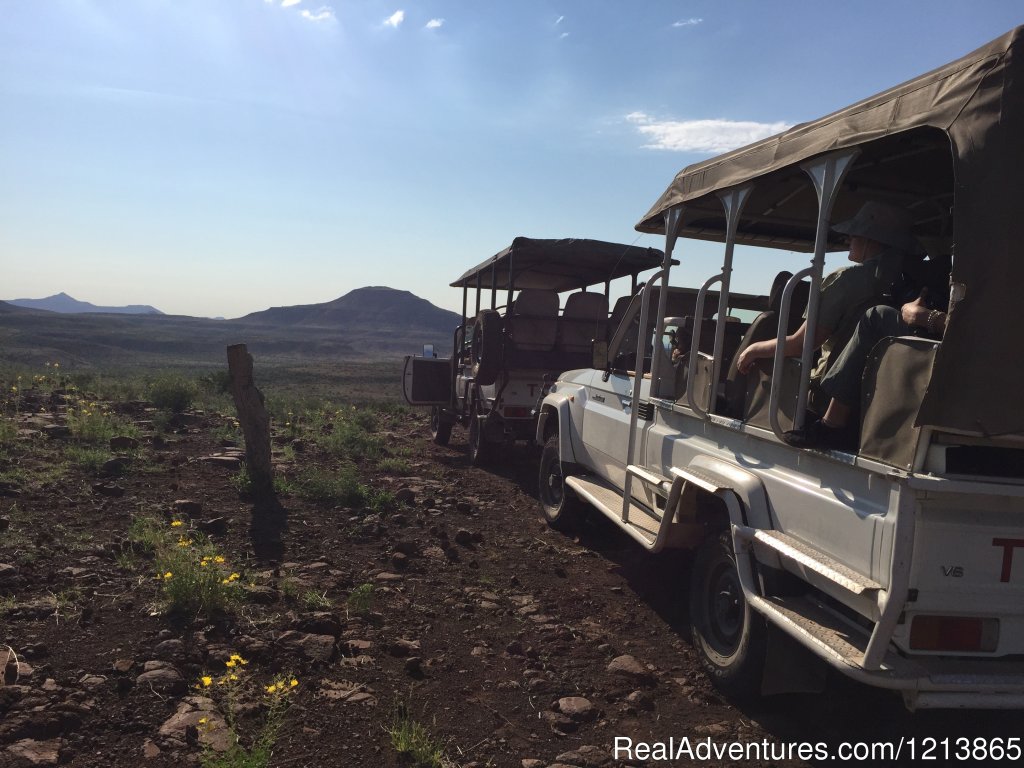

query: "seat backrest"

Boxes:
[719, 271, 808, 418]
[557, 292, 609, 354]
[507, 289, 559, 351]
[607, 296, 633, 341]
[859, 336, 938, 468]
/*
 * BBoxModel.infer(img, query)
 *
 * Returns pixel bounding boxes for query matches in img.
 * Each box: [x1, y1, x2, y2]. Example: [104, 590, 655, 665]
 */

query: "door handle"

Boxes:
[621, 399, 632, 408]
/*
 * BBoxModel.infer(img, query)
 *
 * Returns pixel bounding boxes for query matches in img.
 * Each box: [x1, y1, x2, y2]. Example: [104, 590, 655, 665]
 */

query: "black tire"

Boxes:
[467, 401, 493, 466]
[430, 407, 452, 446]
[689, 530, 767, 699]
[471, 310, 502, 386]
[537, 434, 584, 531]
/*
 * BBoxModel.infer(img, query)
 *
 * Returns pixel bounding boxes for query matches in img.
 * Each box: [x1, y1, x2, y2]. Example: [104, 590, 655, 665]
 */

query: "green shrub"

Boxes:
[149, 375, 198, 413]
[387, 704, 445, 768]
[294, 465, 367, 506]
[346, 583, 375, 615]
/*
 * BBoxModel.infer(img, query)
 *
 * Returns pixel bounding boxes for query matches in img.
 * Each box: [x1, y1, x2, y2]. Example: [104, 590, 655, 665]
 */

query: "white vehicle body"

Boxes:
[537, 27, 1024, 710]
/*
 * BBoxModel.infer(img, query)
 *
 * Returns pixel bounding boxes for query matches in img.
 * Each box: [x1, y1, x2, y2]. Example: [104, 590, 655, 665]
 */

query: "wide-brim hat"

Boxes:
[832, 201, 921, 254]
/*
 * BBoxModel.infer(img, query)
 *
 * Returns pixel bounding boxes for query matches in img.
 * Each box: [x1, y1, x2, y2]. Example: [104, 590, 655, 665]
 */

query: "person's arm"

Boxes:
[736, 321, 830, 374]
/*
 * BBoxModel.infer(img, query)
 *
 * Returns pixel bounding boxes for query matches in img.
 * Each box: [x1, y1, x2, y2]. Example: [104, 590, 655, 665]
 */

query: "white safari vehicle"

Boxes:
[537, 27, 1024, 709]
[402, 238, 664, 464]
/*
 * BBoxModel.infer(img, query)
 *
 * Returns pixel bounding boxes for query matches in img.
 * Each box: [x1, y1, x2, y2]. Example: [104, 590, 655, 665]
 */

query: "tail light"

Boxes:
[909, 615, 999, 652]
[503, 406, 530, 418]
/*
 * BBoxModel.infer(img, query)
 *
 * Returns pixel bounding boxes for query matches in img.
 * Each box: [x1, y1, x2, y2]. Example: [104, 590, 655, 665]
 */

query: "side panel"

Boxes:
[579, 370, 636, 488]
[402, 356, 452, 406]
[645, 406, 894, 589]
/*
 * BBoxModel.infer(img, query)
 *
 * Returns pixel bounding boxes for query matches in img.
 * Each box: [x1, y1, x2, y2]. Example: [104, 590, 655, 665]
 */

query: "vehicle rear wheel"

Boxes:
[467, 402, 493, 466]
[538, 434, 584, 531]
[430, 407, 452, 446]
[689, 530, 766, 699]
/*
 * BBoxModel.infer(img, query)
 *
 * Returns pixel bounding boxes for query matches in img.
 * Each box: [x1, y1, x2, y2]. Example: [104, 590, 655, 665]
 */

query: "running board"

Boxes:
[738, 527, 882, 595]
[749, 594, 915, 681]
[565, 475, 668, 551]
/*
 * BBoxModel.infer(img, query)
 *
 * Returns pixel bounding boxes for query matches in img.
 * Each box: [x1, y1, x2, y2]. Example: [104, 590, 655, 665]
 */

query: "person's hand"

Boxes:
[901, 288, 930, 328]
[737, 347, 756, 374]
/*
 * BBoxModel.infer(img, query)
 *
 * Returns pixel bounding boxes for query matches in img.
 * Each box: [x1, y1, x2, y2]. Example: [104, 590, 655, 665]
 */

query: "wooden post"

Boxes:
[227, 344, 273, 496]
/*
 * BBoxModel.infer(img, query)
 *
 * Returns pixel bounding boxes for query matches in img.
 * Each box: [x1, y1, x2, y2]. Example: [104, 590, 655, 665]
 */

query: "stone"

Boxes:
[5, 738, 62, 765]
[0, 515, 10, 530]
[554, 745, 613, 767]
[41, 424, 71, 439]
[196, 517, 228, 536]
[135, 667, 186, 694]
[557, 696, 596, 722]
[110, 435, 140, 451]
[391, 552, 409, 570]
[394, 540, 419, 557]
[157, 696, 230, 752]
[241, 584, 280, 605]
[404, 657, 423, 677]
[522, 761, 545, 768]
[375, 572, 403, 582]
[111, 659, 134, 674]
[625, 690, 653, 710]
[173, 500, 203, 516]
[154, 639, 186, 661]
[318, 680, 378, 705]
[540, 710, 577, 733]
[292, 612, 344, 638]
[342, 639, 373, 655]
[77, 674, 107, 689]
[387, 639, 420, 657]
[277, 631, 336, 663]
[606, 655, 654, 684]
[142, 739, 161, 759]
[200, 455, 243, 468]
[394, 487, 416, 505]
[454, 529, 474, 547]
[100, 457, 129, 475]
[90, 482, 125, 498]
[0, 562, 23, 588]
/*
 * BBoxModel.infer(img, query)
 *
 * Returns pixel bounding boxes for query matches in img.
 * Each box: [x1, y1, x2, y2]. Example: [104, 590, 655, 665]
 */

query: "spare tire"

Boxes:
[471, 310, 502, 386]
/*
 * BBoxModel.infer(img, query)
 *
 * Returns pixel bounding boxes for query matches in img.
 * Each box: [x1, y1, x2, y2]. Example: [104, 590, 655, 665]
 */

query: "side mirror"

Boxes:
[422, 344, 435, 358]
[591, 340, 609, 370]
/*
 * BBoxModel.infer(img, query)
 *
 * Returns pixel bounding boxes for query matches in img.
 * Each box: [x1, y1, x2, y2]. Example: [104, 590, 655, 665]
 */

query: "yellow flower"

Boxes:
[198, 717, 207, 725]
[290, 679, 298, 688]
[170, 520, 184, 528]
[229, 673, 238, 681]
[229, 654, 247, 665]
[228, 573, 240, 582]
[201, 676, 212, 687]
[225, 659, 236, 668]
[266, 684, 277, 693]
[177, 538, 191, 548]
[200, 561, 209, 567]
[163, 571, 173, 579]
[214, 556, 225, 564]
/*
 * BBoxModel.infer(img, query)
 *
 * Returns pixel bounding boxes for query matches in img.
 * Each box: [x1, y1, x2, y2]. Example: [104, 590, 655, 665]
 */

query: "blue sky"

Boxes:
[1, 1, 1020, 318]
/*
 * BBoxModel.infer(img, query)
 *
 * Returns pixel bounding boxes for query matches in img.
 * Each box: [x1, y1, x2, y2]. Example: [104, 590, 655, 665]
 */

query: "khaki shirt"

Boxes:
[808, 253, 899, 382]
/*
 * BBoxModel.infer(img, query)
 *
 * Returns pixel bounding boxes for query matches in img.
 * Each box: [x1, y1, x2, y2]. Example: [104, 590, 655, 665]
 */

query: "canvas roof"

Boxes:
[636, 26, 1024, 436]
[451, 237, 666, 292]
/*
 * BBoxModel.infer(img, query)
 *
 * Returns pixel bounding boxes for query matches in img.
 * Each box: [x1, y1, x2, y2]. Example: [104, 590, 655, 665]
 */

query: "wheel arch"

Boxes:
[536, 397, 576, 465]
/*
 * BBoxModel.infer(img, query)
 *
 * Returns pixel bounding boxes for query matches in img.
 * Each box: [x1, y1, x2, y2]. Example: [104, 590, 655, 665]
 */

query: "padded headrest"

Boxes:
[768, 271, 793, 313]
[563, 291, 608, 320]
[512, 289, 559, 318]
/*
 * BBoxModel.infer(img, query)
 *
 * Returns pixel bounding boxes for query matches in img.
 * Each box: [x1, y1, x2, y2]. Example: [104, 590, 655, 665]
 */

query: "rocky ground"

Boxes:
[1, 389, 1020, 768]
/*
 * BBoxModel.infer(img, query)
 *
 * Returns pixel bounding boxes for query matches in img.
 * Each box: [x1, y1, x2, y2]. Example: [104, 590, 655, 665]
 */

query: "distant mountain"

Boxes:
[238, 286, 461, 334]
[4, 292, 164, 315]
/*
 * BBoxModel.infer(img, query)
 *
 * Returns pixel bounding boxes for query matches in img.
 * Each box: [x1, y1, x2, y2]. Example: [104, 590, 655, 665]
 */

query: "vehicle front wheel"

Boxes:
[430, 407, 452, 446]
[689, 530, 766, 699]
[538, 434, 584, 531]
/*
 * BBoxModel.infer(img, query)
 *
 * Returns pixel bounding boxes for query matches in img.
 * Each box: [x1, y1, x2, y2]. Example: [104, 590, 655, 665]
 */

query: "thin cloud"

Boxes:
[300, 6, 335, 22]
[559, 32, 569, 39]
[425, 18, 444, 29]
[384, 10, 405, 28]
[281, 0, 301, 7]
[627, 112, 792, 153]
[555, 15, 565, 25]
[672, 18, 703, 28]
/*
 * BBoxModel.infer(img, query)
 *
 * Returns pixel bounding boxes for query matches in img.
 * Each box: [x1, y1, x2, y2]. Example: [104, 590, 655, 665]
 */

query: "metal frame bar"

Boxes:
[686, 186, 751, 417]
[767, 149, 859, 439]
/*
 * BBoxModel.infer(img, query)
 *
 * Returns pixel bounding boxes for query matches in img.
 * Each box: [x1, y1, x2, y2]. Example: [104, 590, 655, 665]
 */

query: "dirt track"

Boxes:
[1, 406, 1020, 767]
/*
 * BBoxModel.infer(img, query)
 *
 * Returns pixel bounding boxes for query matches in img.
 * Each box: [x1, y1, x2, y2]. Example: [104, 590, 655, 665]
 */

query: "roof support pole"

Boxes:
[490, 260, 497, 310]
[475, 274, 481, 316]
[770, 149, 858, 437]
[687, 186, 751, 417]
[621, 207, 682, 523]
